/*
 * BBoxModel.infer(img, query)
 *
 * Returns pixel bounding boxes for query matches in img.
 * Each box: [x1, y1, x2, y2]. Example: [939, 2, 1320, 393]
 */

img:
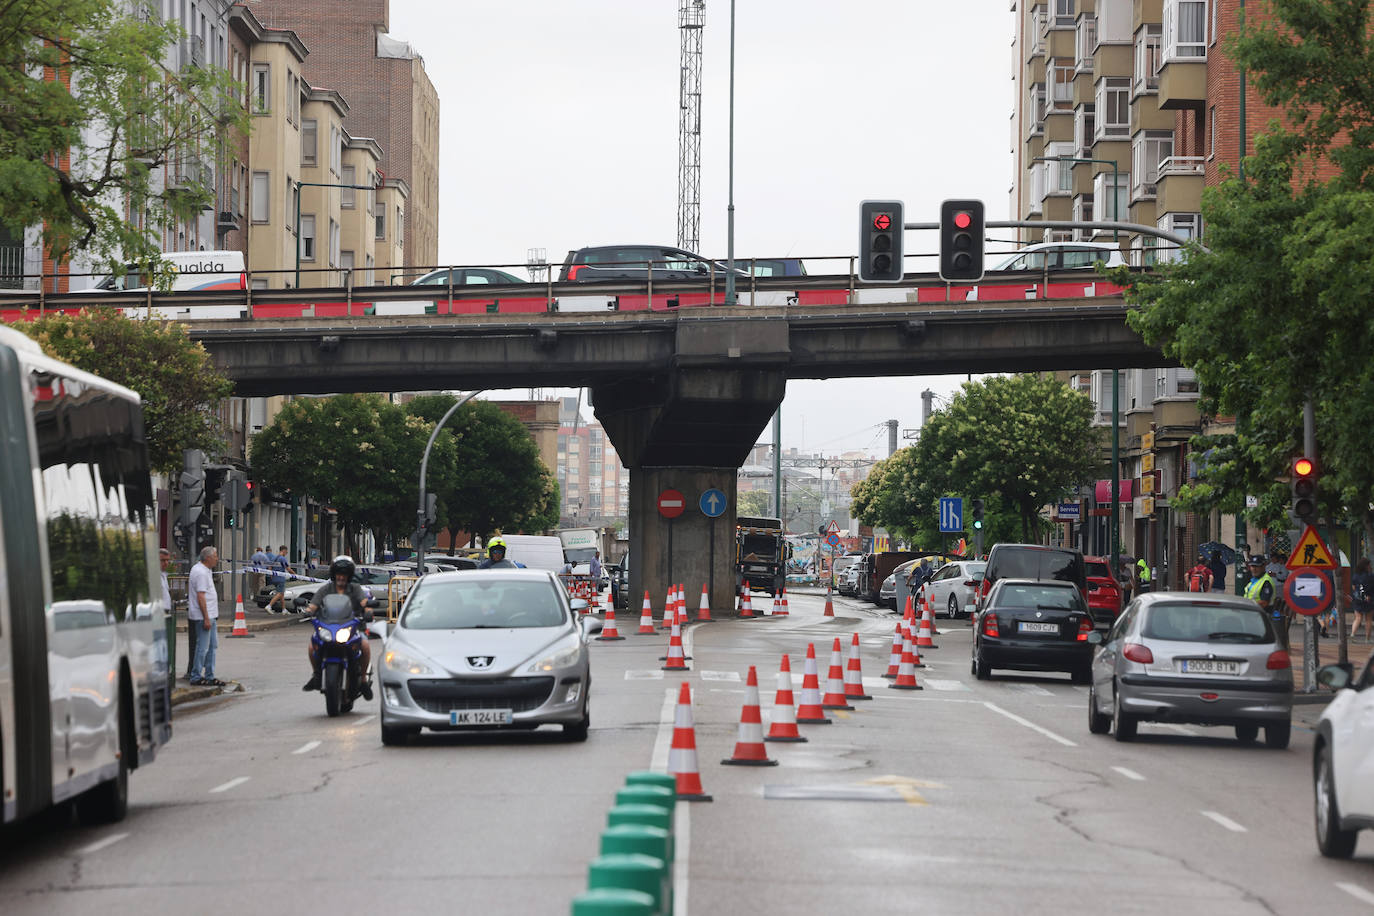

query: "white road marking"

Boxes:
[649, 687, 691, 916]
[999, 682, 1053, 696]
[625, 670, 665, 680]
[1111, 766, 1146, 782]
[925, 679, 972, 692]
[1336, 883, 1374, 906]
[650, 688, 676, 772]
[699, 670, 741, 682]
[209, 776, 251, 794]
[292, 740, 321, 755]
[77, 832, 129, 855]
[982, 702, 1078, 747]
[1200, 810, 1247, 833]
[351, 714, 375, 727]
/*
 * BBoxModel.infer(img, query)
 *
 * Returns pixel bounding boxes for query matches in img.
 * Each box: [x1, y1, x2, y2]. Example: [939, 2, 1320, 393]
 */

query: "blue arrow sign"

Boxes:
[939, 497, 963, 533]
[700, 488, 727, 518]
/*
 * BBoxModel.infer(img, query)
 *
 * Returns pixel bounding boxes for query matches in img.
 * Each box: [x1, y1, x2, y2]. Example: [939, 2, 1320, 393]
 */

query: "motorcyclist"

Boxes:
[302, 556, 376, 698]
[478, 536, 518, 569]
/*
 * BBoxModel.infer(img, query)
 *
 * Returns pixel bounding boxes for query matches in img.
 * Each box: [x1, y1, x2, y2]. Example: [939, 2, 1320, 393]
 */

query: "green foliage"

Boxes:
[0, 0, 248, 272]
[737, 488, 771, 517]
[17, 308, 232, 471]
[851, 375, 1101, 543]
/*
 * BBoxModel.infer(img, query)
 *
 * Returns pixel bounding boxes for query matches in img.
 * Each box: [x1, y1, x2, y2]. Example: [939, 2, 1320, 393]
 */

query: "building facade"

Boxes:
[558, 398, 629, 528]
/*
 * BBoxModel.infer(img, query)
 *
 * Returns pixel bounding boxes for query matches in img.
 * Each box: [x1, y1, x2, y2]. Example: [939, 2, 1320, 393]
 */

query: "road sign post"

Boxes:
[659, 489, 685, 593]
[699, 488, 726, 599]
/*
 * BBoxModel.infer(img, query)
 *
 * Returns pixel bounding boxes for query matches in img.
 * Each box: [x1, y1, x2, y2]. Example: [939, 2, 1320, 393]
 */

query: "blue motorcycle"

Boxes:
[312, 593, 371, 716]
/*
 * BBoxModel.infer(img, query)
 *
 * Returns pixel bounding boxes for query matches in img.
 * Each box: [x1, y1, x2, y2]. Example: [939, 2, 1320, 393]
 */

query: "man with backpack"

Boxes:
[1187, 553, 1213, 593]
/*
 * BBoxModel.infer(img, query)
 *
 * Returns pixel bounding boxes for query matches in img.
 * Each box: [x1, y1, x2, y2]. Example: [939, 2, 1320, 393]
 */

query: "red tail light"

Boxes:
[238, 272, 248, 290]
[567, 265, 583, 280]
[981, 613, 999, 638]
[1077, 617, 1093, 641]
[1266, 650, 1291, 670]
[1123, 643, 1154, 664]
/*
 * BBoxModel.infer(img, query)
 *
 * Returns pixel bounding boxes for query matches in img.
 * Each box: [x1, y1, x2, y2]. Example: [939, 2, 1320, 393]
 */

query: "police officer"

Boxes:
[1244, 554, 1282, 644]
[1135, 558, 1152, 594]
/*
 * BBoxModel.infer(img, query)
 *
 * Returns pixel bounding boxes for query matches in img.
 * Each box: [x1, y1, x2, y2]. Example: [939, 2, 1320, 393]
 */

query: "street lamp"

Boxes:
[294, 178, 382, 288]
[724, 0, 737, 306]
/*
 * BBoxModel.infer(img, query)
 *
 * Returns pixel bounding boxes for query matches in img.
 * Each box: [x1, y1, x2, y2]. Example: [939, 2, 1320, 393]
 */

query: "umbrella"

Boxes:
[1198, 542, 1235, 564]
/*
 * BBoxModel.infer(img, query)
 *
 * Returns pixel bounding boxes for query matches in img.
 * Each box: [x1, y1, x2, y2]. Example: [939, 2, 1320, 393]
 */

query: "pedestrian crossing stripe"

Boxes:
[1286, 525, 1336, 570]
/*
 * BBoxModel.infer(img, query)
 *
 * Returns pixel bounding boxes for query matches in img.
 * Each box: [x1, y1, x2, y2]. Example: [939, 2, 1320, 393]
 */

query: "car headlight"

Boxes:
[384, 648, 434, 676]
[526, 642, 583, 674]
[334, 626, 353, 643]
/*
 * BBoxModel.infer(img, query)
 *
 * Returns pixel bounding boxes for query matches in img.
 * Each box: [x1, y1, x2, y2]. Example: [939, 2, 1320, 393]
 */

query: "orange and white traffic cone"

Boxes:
[721, 666, 778, 767]
[228, 594, 253, 638]
[821, 637, 854, 709]
[739, 582, 754, 619]
[765, 654, 807, 743]
[844, 632, 872, 700]
[668, 682, 712, 801]
[584, 588, 598, 617]
[890, 625, 923, 690]
[883, 623, 903, 678]
[795, 643, 832, 724]
[916, 606, 938, 649]
[678, 584, 686, 626]
[923, 596, 942, 636]
[662, 610, 688, 671]
[697, 584, 712, 622]
[824, 586, 835, 617]
[777, 588, 789, 617]
[597, 602, 625, 640]
[661, 585, 674, 629]
[636, 591, 656, 635]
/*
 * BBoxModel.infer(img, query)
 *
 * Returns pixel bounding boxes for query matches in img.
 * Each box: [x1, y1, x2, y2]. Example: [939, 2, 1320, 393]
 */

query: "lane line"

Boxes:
[649, 686, 691, 916]
[982, 702, 1078, 747]
[1200, 810, 1247, 833]
[1000, 682, 1053, 696]
[209, 776, 251, 794]
[292, 740, 321, 755]
[650, 688, 676, 772]
[1111, 766, 1146, 782]
[1337, 883, 1374, 906]
[77, 832, 129, 855]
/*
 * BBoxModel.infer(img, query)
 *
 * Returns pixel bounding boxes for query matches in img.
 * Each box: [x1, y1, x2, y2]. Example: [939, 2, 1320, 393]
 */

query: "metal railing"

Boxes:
[1158, 155, 1205, 177]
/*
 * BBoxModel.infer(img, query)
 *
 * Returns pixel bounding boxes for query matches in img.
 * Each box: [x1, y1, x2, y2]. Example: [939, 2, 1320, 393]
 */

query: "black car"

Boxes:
[971, 578, 1097, 682]
[977, 543, 1087, 613]
[559, 245, 748, 282]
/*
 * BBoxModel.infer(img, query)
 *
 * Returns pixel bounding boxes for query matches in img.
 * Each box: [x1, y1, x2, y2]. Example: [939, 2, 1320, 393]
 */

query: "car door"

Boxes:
[925, 565, 954, 612]
[1335, 656, 1374, 819]
[1094, 602, 1135, 698]
[659, 248, 711, 281]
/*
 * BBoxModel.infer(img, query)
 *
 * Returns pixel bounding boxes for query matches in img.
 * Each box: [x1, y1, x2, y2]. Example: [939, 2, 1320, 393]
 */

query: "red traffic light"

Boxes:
[1294, 457, 1315, 477]
[872, 212, 892, 231]
[953, 211, 972, 230]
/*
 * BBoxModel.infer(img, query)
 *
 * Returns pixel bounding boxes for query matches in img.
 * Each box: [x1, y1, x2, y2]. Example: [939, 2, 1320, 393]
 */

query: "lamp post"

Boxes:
[724, 0, 737, 306]
[294, 179, 381, 288]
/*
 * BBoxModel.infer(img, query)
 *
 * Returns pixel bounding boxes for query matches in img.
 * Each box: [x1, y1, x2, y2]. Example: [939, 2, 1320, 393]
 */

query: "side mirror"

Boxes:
[570, 598, 589, 613]
[581, 616, 604, 637]
[1086, 631, 1103, 645]
[366, 620, 388, 641]
[1317, 664, 1354, 691]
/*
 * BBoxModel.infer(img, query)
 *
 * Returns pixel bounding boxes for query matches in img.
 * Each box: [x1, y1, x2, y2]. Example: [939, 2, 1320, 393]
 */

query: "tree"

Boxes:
[852, 376, 1101, 542]
[403, 396, 558, 545]
[17, 308, 232, 471]
[1122, 0, 1374, 546]
[2, 1, 246, 274]
[737, 488, 771, 517]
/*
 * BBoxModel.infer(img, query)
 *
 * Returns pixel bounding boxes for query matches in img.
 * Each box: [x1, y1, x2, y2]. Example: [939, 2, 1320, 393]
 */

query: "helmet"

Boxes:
[487, 536, 507, 557]
[329, 555, 356, 581]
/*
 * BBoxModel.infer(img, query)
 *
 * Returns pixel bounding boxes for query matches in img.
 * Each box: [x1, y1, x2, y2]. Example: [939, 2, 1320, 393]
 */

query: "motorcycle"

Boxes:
[311, 593, 373, 716]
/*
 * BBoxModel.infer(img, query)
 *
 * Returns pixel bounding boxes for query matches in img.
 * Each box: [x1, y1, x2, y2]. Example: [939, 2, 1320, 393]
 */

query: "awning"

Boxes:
[1094, 479, 1133, 503]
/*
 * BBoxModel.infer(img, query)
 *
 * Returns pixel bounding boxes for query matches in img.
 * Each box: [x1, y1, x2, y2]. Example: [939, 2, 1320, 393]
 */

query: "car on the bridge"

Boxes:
[374, 568, 598, 744]
[972, 578, 1096, 683]
[1313, 658, 1374, 857]
[404, 267, 528, 286]
[746, 257, 807, 277]
[559, 245, 749, 282]
[1087, 592, 1292, 746]
[990, 241, 1126, 272]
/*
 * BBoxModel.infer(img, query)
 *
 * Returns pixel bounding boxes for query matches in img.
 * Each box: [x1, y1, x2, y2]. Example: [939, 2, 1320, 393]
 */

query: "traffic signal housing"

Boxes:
[859, 200, 904, 283]
[971, 498, 985, 529]
[939, 199, 985, 282]
[1291, 456, 1318, 522]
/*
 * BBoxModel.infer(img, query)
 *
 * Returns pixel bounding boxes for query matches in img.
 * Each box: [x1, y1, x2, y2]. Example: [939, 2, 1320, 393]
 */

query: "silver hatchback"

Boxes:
[1088, 592, 1293, 747]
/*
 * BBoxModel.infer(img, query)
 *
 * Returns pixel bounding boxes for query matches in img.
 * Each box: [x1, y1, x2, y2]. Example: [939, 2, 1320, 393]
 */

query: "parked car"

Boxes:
[1087, 592, 1293, 746]
[559, 245, 748, 282]
[879, 573, 898, 610]
[406, 267, 527, 286]
[977, 543, 1087, 614]
[990, 242, 1126, 272]
[972, 578, 1096, 683]
[375, 569, 599, 744]
[837, 564, 862, 597]
[1313, 659, 1374, 857]
[1084, 555, 1124, 619]
[921, 560, 986, 619]
[254, 577, 318, 610]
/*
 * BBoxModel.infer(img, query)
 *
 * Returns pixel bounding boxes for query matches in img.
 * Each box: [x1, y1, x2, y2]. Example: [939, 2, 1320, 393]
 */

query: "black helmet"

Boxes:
[329, 555, 356, 581]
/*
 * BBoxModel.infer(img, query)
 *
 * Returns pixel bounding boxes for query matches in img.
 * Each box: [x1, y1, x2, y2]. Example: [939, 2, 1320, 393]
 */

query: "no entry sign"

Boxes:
[657, 489, 686, 519]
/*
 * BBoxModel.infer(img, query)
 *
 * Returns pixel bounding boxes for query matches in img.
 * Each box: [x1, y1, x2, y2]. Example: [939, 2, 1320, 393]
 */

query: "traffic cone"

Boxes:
[597, 602, 625, 640]
[662, 610, 688, 671]
[721, 666, 778, 766]
[844, 632, 872, 700]
[697, 584, 712, 622]
[636, 591, 656, 635]
[228, 594, 254, 638]
[821, 637, 855, 709]
[795, 643, 832, 724]
[890, 625, 923, 690]
[765, 654, 807, 743]
[678, 584, 686, 626]
[916, 606, 938, 649]
[661, 585, 674, 629]
[923, 597, 942, 637]
[739, 582, 754, 619]
[883, 623, 903, 678]
[584, 588, 597, 617]
[668, 682, 712, 801]
[777, 588, 790, 616]
[824, 586, 835, 617]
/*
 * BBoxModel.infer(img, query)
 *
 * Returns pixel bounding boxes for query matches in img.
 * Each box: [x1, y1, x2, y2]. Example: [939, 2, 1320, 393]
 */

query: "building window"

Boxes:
[1092, 170, 1127, 223]
[1046, 142, 1074, 195]
[1094, 77, 1129, 140]
[340, 250, 354, 279]
[1030, 5, 1047, 53]
[366, 174, 375, 214]
[589, 444, 603, 460]
[374, 207, 385, 241]
[1073, 193, 1094, 240]
[251, 63, 269, 113]
[1075, 15, 1097, 72]
[396, 206, 404, 247]
[1134, 24, 1162, 94]
[285, 177, 294, 231]
[285, 71, 296, 125]
[1131, 130, 1173, 200]
[1052, 0, 1074, 28]
[1156, 212, 1200, 263]
[341, 166, 355, 208]
[301, 118, 317, 166]
[1163, 0, 1208, 61]
[329, 218, 339, 268]
[1075, 104, 1095, 159]
[1049, 60, 1075, 111]
[300, 215, 315, 261]
[329, 125, 341, 176]
[557, 435, 567, 452]
[1029, 82, 1047, 132]
[364, 253, 374, 286]
[589, 461, 602, 475]
[250, 170, 269, 223]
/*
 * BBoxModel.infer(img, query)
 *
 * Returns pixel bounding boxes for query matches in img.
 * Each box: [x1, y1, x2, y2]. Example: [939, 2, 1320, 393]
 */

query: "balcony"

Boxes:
[1157, 56, 1206, 110]
[168, 156, 211, 195]
[1075, 16, 1097, 74]
[181, 36, 204, 71]
[1155, 156, 1204, 215]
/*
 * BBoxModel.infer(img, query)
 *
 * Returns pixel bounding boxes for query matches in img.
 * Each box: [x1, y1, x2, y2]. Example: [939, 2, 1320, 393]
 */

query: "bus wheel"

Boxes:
[77, 700, 130, 825]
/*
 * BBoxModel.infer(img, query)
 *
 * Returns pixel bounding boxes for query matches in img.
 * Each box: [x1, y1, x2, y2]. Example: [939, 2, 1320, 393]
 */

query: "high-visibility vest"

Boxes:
[1136, 562, 1151, 583]
[1246, 573, 1277, 606]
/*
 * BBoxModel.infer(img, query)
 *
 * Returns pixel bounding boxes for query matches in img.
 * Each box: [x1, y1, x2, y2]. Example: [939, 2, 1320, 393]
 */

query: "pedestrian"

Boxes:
[1187, 553, 1212, 592]
[589, 550, 603, 592]
[269, 545, 294, 614]
[249, 544, 269, 597]
[1351, 558, 1374, 642]
[187, 546, 223, 686]
[1208, 550, 1227, 593]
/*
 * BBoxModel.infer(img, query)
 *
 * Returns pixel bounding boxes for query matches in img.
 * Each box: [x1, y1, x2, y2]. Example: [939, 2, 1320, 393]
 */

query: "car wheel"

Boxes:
[1265, 719, 1291, 750]
[1315, 742, 1358, 858]
[1235, 723, 1259, 744]
[1087, 683, 1111, 735]
[974, 649, 991, 681]
[564, 702, 590, 742]
[380, 708, 418, 747]
[948, 595, 960, 619]
[1112, 684, 1137, 741]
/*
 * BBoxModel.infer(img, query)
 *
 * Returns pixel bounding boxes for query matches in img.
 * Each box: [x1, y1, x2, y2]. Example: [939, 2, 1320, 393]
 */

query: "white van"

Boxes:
[92, 250, 247, 292]
[499, 535, 565, 573]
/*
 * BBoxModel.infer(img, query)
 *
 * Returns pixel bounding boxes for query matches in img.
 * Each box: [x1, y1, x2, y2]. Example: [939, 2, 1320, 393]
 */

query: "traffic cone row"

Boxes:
[890, 613, 924, 690]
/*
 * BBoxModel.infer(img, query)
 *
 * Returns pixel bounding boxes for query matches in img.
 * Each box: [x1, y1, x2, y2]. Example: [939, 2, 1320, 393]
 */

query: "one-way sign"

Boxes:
[939, 497, 963, 533]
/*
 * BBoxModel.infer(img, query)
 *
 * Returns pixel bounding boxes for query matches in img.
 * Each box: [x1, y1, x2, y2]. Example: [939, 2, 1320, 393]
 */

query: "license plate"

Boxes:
[1181, 660, 1240, 675]
[1018, 621, 1059, 634]
[450, 709, 513, 725]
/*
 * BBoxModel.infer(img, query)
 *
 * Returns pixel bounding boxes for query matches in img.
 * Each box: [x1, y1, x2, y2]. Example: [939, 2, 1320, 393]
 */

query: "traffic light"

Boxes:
[971, 498, 985, 529]
[204, 467, 227, 506]
[1291, 456, 1318, 522]
[241, 480, 255, 515]
[225, 510, 237, 529]
[939, 199, 985, 282]
[859, 200, 905, 283]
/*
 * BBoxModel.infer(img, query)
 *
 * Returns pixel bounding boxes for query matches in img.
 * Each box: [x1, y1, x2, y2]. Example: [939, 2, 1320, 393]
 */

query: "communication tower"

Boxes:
[677, 0, 705, 251]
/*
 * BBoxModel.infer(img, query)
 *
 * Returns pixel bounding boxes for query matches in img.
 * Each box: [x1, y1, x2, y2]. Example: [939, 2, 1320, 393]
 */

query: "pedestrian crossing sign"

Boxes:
[1286, 525, 1336, 570]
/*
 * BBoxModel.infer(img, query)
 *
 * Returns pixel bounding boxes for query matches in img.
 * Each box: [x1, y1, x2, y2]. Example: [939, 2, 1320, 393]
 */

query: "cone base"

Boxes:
[661, 664, 689, 671]
[596, 635, 627, 641]
[888, 683, 923, 690]
[917, 642, 938, 650]
[795, 716, 832, 724]
[844, 692, 874, 701]
[721, 756, 778, 767]
[635, 629, 657, 636]
[659, 655, 693, 661]
[821, 701, 855, 710]
[675, 793, 713, 802]
[764, 734, 807, 743]
[882, 671, 898, 679]
[228, 633, 255, 638]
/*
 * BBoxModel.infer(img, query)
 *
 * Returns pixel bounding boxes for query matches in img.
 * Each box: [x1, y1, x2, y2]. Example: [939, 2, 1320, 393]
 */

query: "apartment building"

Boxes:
[558, 399, 630, 527]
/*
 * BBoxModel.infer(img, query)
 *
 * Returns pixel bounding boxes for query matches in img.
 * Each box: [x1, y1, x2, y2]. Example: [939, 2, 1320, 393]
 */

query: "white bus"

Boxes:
[0, 325, 171, 825]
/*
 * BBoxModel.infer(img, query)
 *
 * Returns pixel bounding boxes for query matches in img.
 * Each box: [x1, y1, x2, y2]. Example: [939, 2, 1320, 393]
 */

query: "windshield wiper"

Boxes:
[1206, 631, 1262, 641]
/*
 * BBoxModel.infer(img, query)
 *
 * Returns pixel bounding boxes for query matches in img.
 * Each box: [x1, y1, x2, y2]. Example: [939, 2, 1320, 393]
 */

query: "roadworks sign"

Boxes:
[1286, 525, 1336, 570]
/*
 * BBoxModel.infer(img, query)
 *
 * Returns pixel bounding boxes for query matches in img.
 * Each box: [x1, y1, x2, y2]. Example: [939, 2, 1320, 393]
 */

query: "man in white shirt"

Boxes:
[187, 546, 221, 686]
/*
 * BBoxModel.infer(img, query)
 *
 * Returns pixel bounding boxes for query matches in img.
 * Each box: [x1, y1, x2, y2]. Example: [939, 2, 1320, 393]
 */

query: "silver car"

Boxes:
[375, 569, 599, 745]
[1088, 592, 1293, 747]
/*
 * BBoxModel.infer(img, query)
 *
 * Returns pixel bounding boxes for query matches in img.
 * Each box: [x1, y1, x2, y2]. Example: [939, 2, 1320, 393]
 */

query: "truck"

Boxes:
[736, 516, 787, 597]
[857, 551, 920, 605]
[558, 527, 604, 565]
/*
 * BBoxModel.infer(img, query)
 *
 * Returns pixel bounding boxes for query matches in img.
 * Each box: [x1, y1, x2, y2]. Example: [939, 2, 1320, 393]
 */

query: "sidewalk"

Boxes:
[1287, 618, 1369, 699]
[174, 603, 313, 635]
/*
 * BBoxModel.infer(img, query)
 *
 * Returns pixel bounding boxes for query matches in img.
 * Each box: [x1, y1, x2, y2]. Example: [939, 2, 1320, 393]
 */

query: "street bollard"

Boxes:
[586, 853, 667, 915]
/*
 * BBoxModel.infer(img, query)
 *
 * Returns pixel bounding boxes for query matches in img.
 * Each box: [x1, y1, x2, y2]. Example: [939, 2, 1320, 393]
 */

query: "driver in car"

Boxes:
[302, 555, 377, 697]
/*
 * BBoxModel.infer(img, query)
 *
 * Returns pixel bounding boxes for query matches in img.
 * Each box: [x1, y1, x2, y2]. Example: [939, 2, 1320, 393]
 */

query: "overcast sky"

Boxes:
[388, 0, 1013, 457]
